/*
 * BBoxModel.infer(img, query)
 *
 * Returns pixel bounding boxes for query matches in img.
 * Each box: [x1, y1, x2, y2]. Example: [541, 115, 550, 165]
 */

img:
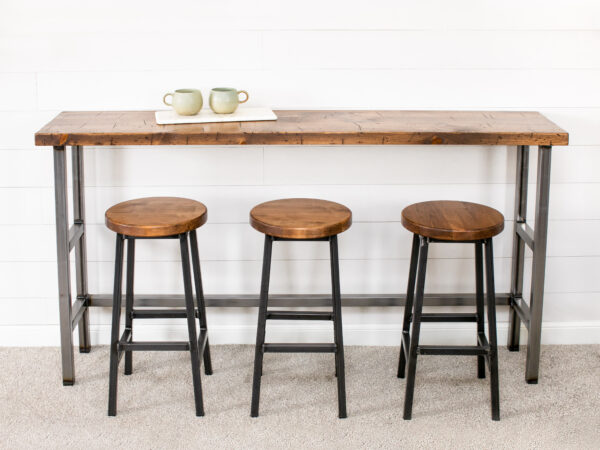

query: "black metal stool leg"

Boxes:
[330, 235, 347, 419]
[398, 233, 420, 378]
[403, 236, 429, 420]
[108, 234, 125, 416]
[190, 230, 212, 376]
[475, 242, 486, 379]
[180, 233, 204, 417]
[124, 238, 135, 376]
[251, 235, 273, 417]
[484, 238, 500, 421]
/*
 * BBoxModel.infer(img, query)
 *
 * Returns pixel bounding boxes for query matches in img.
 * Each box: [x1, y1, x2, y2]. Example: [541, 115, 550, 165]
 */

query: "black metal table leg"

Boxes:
[330, 235, 347, 419]
[398, 233, 419, 378]
[526, 145, 552, 384]
[108, 234, 125, 416]
[180, 233, 205, 417]
[485, 239, 500, 421]
[190, 230, 213, 376]
[53, 145, 76, 385]
[403, 236, 429, 420]
[508, 145, 529, 351]
[71, 145, 91, 354]
[475, 242, 486, 379]
[251, 235, 273, 417]
[124, 238, 135, 375]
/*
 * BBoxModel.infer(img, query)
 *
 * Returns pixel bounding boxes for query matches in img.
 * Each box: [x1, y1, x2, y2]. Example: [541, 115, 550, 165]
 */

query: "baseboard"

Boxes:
[1, 321, 599, 347]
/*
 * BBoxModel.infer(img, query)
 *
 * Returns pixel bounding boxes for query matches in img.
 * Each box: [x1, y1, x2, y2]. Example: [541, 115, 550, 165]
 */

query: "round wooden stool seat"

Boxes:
[105, 197, 207, 237]
[250, 198, 352, 239]
[402, 200, 504, 241]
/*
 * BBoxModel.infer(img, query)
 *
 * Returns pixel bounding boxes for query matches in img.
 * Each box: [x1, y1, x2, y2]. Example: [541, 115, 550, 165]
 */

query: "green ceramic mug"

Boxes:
[163, 89, 203, 116]
[209, 88, 249, 114]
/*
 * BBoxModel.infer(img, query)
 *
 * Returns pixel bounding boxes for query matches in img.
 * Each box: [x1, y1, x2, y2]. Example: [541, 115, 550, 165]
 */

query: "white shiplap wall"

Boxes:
[1, 0, 599, 346]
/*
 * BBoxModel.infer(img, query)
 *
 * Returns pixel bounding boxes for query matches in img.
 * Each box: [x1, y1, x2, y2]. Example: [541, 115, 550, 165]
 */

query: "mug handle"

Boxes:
[237, 90, 249, 104]
[163, 93, 173, 107]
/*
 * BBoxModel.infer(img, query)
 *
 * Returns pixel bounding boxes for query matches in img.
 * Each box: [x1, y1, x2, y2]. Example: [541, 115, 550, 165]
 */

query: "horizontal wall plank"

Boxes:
[0, 184, 512, 225]
[257, 0, 600, 31]
[84, 256, 600, 295]
[3, 256, 600, 299]
[0, 258, 510, 298]
[36, 69, 600, 111]
[4, 183, 600, 228]
[263, 146, 515, 185]
[538, 108, 600, 146]
[5, 30, 600, 73]
[4, 144, 600, 189]
[0, 149, 53, 187]
[0, 73, 36, 111]
[2, 219, 600, 263]
[263, 31, 600, 70]
[2, 1, 599, 33]
[82, 184, 515, 225]
[0, 0, 262, 34]
[0, 188, 54, 225]
[84, 147, 264, 187]
[0, 222, 515, 262]
[0, 31, 262, 72]
[0, 111, 59, 149]
[263, 145, 600, 185]
[84, 183, 600, 224]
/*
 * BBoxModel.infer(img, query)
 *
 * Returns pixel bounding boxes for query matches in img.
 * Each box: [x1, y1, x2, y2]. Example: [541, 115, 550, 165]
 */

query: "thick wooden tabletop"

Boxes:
[35, 110, 568, 147]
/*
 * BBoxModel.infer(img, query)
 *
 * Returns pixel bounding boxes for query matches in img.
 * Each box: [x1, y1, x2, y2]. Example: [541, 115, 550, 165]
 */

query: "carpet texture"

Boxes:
[0, 345, 598, 449]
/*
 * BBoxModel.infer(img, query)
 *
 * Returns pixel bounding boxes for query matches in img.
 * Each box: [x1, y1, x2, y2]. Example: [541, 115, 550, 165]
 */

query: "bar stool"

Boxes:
[397, 200, 503, 421]
[105, 197, 212, 417]
[249, 198, 351, 418]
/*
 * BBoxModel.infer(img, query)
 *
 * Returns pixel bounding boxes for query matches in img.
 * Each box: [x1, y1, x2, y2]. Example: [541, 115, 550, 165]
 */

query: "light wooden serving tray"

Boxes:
[155, 107, 277, 125]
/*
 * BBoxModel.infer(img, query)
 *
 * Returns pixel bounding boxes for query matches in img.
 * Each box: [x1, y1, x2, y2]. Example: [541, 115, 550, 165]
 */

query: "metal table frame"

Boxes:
[52, 143, 550, 385]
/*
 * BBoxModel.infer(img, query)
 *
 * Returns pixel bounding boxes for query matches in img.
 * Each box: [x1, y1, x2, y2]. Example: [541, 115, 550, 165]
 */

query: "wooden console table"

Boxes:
[35, 110, 568, 386]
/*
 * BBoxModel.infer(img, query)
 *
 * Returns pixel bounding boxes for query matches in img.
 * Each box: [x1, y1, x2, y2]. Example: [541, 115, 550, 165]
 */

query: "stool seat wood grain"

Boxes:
[105, 197, 207, 238]
[250, 198, 352, 239]
[402, 201, 504, 241]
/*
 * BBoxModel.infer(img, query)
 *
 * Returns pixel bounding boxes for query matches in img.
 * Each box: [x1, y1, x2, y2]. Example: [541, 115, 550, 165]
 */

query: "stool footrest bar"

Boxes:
[89, 292, 512, 308]
[263, 343, 337, 353]
[420, 313, 478, 322]
[131, 309, 190, 319]
[119, 341, 190, 352]
[418, 345, 489, 356]
[266, 311, 333, 321]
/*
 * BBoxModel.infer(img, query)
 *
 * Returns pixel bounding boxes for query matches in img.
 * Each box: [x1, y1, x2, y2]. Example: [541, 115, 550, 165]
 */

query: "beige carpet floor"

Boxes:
[0, 345, 598, 449]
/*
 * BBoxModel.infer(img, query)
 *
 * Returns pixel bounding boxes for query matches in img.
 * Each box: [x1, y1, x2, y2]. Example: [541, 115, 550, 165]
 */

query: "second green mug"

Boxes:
[209, 88, 249, 114]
